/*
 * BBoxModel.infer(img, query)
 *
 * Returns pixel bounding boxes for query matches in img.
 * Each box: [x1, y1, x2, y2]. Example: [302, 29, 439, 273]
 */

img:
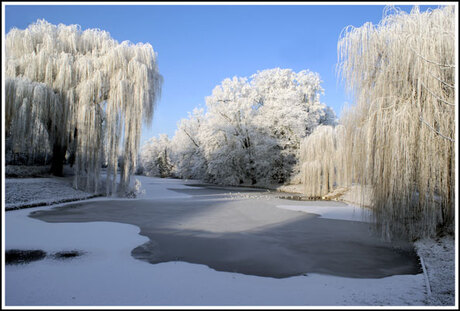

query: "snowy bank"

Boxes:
[4, 177, 100, 211]
[415, 236, 456, 306]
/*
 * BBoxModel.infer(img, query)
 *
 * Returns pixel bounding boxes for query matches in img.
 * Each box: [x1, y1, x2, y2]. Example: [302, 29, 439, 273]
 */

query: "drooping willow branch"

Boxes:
[409, 45, 455, 69]
[419, 116, 455, 143]
[420, 80, 455, 106]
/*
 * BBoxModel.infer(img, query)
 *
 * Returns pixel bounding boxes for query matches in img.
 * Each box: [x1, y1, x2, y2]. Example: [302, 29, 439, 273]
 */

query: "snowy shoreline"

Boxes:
[4, 177, 101, 211]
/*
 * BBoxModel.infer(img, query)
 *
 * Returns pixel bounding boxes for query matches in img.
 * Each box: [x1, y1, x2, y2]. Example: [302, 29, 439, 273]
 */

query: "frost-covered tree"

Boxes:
[5, 77, 57, 165]
[201, 76, 261, 184]
[157, 68, 335, 186]
[300, 6, 455, 240]
[140, 134, 173, 178]
[169, 108, 207, 179]
[5, 19, 162, 195]
[250, 68, 336, 182]
[300, 125, 338, 198]
[338, 5, 455, 240]
[201, 69, 335, 185]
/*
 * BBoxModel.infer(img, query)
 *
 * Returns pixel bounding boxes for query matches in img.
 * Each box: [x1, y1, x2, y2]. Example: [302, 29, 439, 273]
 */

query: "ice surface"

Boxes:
[5, 203, 426, 306]
[3, 176, 432, 306]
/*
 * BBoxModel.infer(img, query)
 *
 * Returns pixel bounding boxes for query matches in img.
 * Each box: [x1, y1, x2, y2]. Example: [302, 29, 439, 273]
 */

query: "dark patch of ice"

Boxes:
[52, 250, 85, 260]
[5, 249, 46, 265]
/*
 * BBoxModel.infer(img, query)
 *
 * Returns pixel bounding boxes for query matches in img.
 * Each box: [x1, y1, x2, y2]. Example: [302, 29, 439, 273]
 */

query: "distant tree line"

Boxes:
[139, 68, 336, 187]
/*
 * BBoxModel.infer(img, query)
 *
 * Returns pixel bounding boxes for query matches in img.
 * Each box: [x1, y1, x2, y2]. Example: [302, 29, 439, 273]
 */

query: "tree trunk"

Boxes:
[50, 141, 67, 177]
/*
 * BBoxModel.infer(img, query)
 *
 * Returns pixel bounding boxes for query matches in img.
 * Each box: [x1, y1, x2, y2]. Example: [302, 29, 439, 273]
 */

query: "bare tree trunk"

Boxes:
[50, 141, 67, 177]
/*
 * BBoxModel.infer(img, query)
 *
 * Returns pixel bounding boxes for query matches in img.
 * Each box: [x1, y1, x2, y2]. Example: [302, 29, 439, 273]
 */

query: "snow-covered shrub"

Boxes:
[124, 178, 145, 198]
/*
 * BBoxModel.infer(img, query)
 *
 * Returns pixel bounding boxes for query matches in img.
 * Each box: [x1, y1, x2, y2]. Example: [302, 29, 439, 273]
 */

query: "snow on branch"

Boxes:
[419, 116, 455, 143]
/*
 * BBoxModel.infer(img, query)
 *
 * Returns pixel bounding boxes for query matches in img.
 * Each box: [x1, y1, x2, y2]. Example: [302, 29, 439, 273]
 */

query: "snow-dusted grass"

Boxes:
[5, 165, 52, 178]
[5, 177, 99, 210]
[415, 236, 456, 306]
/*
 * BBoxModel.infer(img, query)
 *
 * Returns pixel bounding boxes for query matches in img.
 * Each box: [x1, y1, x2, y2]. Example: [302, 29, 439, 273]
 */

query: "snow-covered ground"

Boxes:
[3, 176, 456, 307]
[276, 203, 372, 222]
[415, 236, 456, 306]
[5, 177, 99, 210]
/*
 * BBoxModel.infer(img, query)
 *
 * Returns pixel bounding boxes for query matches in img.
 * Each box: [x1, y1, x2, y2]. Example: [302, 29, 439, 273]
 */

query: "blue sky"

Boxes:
[4, 3, 441, 145]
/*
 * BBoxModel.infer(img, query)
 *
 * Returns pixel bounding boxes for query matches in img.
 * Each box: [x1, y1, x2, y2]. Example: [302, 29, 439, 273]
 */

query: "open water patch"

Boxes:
[5, 249, 46, 265]
[5, 249, 86, 265]
[51, 250, 85, 260]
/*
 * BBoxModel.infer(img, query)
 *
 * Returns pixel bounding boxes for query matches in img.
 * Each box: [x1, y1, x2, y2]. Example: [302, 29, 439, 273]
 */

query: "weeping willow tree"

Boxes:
[5, 77, 58, 163]
[5, 19, 162, 195]
[300, 125, 338, 198]
[300, 121, 362, 199]
[300, 5, 455, 240]
[335, 5, 455, 240]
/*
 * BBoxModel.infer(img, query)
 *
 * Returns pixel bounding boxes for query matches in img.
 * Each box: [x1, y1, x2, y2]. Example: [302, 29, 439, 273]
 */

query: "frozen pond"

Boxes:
[4, 176, 426, 306]
[29, 178, 421, 279]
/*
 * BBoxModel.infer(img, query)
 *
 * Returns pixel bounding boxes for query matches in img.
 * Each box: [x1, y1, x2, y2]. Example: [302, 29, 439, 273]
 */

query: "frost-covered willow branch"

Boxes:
[300, 125, 339, 198]
[332, 5, 455, 240]
[419, 116, 455, 143]
[5, 77, 59, 160]
[427, 71, 455, 89]
[419, 80, 455, 106]
[409, 45, 455, 68]
[5, 19, 162, 195]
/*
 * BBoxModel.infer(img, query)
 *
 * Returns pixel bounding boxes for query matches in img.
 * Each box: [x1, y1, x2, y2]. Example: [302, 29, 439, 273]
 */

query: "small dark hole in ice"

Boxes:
[5, 249, 47, 265]
[52, 250, 84, 260]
